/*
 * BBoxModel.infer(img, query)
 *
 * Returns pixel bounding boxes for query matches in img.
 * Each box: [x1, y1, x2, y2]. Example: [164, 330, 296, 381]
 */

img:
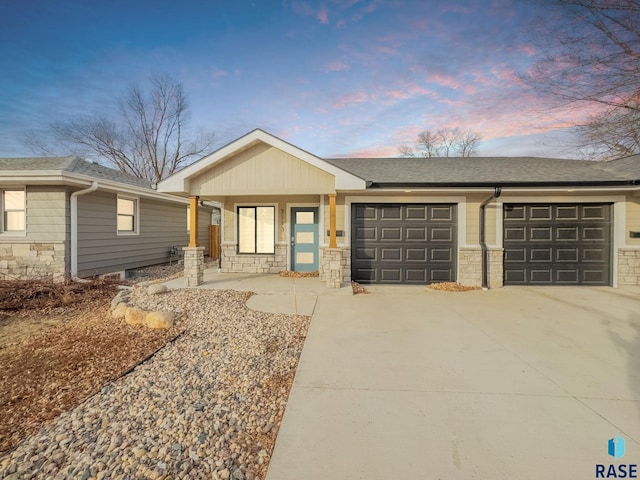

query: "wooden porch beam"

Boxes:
[329, 194, 337, 248]
[189, 195, 199, 247]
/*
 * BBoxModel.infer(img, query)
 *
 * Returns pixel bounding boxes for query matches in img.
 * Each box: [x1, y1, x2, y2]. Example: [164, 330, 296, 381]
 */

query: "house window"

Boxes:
[117, 196, 138, 234]
[238, 206, 275, 254]
[2, 189, 25, 233]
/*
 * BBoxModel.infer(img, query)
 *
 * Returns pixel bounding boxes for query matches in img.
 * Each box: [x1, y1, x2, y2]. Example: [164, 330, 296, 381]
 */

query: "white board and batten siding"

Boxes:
[76, 191, 210, 277]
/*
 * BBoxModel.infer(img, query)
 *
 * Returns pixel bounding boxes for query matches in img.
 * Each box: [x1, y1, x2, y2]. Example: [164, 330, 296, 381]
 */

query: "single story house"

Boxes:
[157, 128, 640, 288]
[0, 156, 213, 280]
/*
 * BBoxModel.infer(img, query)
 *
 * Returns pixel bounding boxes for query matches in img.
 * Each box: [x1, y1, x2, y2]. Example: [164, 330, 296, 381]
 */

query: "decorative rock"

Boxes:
[232, 468, 245, 480]
[144, 311, 175, 329]
[124, 307, 146, 325]
[111, 302, 128, 319]
[110, 291, 130, 311]
[0, 289, 311, 480]
[147, 284, 168, 295]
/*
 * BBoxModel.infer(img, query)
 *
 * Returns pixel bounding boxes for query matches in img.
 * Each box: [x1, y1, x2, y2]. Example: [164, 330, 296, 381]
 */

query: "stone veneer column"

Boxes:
[320, 247, 344, 288]
[618, 248, 640, 286]
[458, 247, 504, 288]
[183, 246, 204, 286]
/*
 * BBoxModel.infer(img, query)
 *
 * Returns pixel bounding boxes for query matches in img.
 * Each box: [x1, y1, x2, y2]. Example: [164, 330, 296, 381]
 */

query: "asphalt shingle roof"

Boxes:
[0, 156, 151, 189]
[324, 156, 640, 186]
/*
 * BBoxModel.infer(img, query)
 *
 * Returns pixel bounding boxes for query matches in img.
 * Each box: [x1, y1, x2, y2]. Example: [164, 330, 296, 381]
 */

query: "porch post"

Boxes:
[189, 195, 199, 247]
[184, 195, 204, 286]
[329, 194, 337, 248]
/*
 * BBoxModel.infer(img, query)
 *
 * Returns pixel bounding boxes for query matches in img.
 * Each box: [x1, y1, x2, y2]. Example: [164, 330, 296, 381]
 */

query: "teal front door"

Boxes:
[291, 207, 319, 272]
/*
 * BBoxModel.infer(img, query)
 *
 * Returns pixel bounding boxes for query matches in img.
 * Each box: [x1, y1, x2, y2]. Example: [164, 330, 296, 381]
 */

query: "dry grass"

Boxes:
[0, 279, 182, 456]
[278, 271, 319, 278]
[351, 281, 370, 294]
[429, 282, 481, 292]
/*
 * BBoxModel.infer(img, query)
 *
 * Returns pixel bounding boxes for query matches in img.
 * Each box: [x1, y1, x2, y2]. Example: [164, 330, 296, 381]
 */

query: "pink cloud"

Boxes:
[211, 69, 228, 80]
[333, 91, 369, 108]
[317, 6, 329, 24]
[324, 60, 350, 72]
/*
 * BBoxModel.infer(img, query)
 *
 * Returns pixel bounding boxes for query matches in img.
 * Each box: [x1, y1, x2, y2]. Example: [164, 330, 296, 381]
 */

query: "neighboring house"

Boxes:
[157, 129, 640, 288]
[0, 157, 213, 280]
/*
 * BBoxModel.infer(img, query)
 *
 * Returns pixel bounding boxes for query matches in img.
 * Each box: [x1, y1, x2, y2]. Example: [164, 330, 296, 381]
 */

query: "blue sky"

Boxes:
[0, 0, 590, 159]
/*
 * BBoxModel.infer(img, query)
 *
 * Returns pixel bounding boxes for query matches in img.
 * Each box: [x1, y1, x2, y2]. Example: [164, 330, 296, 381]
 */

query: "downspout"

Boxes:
[71, 181, 99, 280]
[480, 186, 502, 290]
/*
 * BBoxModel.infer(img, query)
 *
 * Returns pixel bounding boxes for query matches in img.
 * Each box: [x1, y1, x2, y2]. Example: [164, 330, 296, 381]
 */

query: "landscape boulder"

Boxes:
[111, 302, 128, 319]
[144, 311, 175, 329]
[147, 284, 168, 295]
[125, 307, 146, 325]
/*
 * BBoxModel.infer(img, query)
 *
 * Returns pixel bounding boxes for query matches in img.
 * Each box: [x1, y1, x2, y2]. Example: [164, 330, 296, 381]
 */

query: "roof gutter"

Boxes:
[70, 181, 99, 280]
[480, 186, 502, 290]
[370, 180, 640, 188]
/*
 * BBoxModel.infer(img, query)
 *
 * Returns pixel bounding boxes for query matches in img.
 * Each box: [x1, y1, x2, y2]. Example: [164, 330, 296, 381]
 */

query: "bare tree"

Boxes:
[22, 74, 215, 182]
[399, 127, 481, 157]
[522, 0, 640, 159]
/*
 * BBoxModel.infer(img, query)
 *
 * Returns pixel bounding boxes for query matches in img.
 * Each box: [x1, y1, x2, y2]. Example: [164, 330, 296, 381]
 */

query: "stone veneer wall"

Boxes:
[618, 248, 640, 286]
[220, 244, 287, 274]
[319, 247, 351, 288]
[183, 246, 204, 286]
[458, 248, 504, 288]
[0, 242, 66, 281]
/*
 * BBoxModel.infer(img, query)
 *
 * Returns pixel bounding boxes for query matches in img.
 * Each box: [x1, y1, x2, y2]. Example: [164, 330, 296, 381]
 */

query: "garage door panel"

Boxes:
[405, 206, 428, 220]
[504, 203, 611, 286]
[530, 248, 552, 262]
[380, 248, 401, 261]
[583, 227, 606, 241]
[380, 269, 402, 282]
[354, 247, 377, 262]
[556, 270, 579, 283]
[430, 227, 454, 241]
[406, 269, 428, 282]
[352, 204, 457, 285]
[381, 228, 401, 241]
[556, 227, 578, 240]
[381, 206, 402, 220]
[406, 248, 427, 262]
[556, 206, 579, 219]
[505, 248, 526, 262]
[505, 227, 526, 241]
[406, 227, 427, 241]
[505, 205, 525, 220]
[530, 227, 552, 241]
[430, 207, 454, 221]
[582, 205, 607, 219]
[557, 248, 578, 262]
[530, 206, 552, 220]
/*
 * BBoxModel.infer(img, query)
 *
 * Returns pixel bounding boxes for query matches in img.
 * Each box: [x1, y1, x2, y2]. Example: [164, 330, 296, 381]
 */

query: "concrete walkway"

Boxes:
[267, 286, 640, 479]
[163, 269, 351, 316]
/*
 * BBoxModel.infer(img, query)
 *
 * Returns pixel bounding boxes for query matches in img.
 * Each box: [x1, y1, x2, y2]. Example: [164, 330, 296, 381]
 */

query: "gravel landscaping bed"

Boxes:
[0, 287, 310, 480]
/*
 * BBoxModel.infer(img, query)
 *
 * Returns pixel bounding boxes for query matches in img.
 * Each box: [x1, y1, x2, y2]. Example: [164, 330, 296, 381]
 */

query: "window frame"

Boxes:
[1, 188, 26, 236]
[236, 205, 276, 255]
[116, 195, 139, 236]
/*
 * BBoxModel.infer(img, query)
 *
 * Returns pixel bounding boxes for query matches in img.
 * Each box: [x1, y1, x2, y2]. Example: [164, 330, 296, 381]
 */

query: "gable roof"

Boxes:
[324, 156, 640, 187]
[0, 156, 151, 189]
[157, 129, 366, 194]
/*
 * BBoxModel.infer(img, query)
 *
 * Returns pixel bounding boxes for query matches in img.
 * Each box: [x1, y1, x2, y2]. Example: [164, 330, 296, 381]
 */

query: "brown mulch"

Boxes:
[0, 280, 182, 456]
[429, 282, 481, 292]
[0, 279, 119, 312]
[278, 271, 319, 278]
[351, 281, 370, 294]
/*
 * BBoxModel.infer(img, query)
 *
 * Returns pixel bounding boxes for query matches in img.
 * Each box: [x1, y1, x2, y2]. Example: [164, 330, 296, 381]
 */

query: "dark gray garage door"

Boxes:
[351, 204, 457, 284]
[503, 203, 612, 285]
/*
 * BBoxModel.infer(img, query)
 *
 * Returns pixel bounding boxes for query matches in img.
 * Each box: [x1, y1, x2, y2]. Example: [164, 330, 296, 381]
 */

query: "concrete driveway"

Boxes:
[266, 286, 640, 480]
